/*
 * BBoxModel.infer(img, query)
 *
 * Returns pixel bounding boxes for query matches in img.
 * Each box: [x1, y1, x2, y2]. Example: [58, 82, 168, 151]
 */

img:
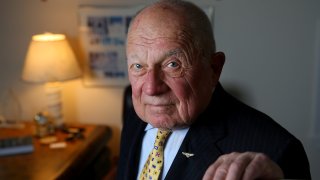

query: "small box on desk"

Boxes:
[0, 136, 34, 156]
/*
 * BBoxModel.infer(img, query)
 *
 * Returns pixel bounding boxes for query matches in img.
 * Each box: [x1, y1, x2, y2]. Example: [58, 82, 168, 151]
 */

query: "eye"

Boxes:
[129, 63, 146, 76]
[167, 61, 180, 68]
[133, 63, 142, 70]
[163, 60, 184, 77]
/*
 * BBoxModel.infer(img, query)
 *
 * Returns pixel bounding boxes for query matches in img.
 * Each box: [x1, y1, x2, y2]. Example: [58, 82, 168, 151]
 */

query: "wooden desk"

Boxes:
[0, 123, 112, 180]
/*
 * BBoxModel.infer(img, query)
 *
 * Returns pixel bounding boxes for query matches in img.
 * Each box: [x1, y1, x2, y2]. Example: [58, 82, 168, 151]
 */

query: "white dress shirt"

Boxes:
[137, 124, 189, 180]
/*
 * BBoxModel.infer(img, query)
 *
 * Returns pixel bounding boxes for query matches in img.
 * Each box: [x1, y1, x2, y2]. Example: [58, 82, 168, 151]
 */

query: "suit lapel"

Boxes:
[125, 116, 147, 179]
[165, 120, 226, 180]
[165, 84, 228, 180]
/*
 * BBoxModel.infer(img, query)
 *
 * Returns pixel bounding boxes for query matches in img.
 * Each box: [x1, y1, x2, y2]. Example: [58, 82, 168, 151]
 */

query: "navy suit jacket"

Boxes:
[117, 84, 311, 179]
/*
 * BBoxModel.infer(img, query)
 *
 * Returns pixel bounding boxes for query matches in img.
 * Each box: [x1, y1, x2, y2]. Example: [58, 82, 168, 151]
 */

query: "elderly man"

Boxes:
[117, 0, 311, 179]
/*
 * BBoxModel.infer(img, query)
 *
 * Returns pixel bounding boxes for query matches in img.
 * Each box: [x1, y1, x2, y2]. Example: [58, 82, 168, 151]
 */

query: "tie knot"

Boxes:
[154, 129, 171, 147]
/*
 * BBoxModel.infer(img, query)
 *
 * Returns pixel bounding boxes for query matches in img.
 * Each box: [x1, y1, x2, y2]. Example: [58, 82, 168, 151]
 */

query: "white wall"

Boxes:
[0, 0, 319, 179]
[215, 0, 320, 178]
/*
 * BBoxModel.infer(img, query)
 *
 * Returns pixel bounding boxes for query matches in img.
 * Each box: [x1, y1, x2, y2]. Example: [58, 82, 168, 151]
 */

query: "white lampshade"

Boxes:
[22, 33, 81, 127]
[22, 33, 81, 83]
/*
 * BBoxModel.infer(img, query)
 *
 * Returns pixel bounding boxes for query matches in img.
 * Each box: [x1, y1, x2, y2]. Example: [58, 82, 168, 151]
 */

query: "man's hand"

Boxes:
[202, 152, 284, 180]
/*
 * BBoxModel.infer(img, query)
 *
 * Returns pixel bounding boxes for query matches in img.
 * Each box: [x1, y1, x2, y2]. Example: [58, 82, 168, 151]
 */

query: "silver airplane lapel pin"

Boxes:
[182, 152, 195, 158]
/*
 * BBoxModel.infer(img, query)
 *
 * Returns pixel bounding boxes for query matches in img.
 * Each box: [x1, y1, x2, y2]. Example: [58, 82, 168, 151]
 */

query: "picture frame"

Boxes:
[78, 6, 141, 87]
[78, 5, 214, 87]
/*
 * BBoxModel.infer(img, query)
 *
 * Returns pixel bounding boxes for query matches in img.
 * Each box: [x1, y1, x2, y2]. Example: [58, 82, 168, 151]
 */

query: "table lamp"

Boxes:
[22, 33, 81, 127]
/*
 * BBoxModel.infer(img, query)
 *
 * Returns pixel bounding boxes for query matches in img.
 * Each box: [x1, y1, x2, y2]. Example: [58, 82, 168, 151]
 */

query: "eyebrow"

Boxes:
[165, 48, 182, 57]
[129, 48, 182, 61]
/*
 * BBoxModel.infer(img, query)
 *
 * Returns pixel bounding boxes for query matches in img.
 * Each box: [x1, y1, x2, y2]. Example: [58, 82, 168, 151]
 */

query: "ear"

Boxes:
[210, 51, 225, 83]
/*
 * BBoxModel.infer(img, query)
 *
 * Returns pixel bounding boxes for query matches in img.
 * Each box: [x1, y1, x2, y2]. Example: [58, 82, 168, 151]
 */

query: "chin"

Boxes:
[149, 118, 174, 129]
[147, 116, 190, 129]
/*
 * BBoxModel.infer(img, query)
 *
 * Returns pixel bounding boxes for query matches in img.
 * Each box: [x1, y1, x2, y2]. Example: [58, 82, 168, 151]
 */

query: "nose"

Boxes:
[143, 69, 168, 96]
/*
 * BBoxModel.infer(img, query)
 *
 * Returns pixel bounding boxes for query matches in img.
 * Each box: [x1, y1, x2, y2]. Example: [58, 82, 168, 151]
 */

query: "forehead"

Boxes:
[127, 5, 190, 43]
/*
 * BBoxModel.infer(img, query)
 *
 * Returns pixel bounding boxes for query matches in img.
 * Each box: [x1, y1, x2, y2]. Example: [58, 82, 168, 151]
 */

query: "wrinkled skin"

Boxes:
[203, 152, 284, 180]
[127, 5, 224, 129]
[126, 2, 284, 180]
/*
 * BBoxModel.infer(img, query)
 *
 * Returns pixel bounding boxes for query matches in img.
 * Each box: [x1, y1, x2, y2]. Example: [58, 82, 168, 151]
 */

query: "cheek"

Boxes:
[171, 84, 190, 101]
[129, 75, 153, 114]
[167, 79, 193, 109]
[129, 73, 143, 93]
[170, 73, 210, 115]
[129, 75, 142, 103]
[131, 84, 147, 121]
[131, 84, 142, 105]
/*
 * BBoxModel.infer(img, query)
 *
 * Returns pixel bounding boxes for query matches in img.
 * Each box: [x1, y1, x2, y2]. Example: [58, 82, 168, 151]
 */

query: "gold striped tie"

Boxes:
[139, 129, 171, 180]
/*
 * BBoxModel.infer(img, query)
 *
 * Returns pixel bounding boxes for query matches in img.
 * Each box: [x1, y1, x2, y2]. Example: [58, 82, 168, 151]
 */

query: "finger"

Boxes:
[214, 166, 228, 180]
[211, 153, 236, 180]
[203, 154, 232, 180]
[203, 158, 223, 180]
[226, 152, 254, 180]
[242, 153, 267, 180]
[242, 153, 283, 180]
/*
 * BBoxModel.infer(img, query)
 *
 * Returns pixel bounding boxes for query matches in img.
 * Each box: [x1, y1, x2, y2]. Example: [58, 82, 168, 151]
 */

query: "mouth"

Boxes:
[143, 97, 173, 106]
[146, 103, 174, 110]
[147, 103, 171, 106]
[142, 95, 175, 110]
[146, 103, 173, 108]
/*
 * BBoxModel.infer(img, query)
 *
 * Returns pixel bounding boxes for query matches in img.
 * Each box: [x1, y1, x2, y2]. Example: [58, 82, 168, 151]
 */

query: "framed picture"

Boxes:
[78, 5, 214, 87]
[79, 6, 141, 87]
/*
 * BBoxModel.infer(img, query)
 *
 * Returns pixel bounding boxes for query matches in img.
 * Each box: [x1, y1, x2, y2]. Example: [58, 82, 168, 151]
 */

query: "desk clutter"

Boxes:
[0, 126, 86, 157]
[0, 112, 87, 157]
[38, 126, 86, 149]
[0, 121, 112, 179]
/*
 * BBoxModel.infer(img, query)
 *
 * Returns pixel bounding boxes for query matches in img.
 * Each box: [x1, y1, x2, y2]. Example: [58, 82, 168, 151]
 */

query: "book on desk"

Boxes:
[0, 136, 34, 156]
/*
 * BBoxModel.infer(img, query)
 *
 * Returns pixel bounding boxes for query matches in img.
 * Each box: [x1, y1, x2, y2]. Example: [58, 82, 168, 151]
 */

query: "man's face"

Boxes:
[126, 8, 220, 129]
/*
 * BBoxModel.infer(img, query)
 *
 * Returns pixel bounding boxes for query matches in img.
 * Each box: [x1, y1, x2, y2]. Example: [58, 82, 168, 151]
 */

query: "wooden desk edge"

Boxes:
[56, 125, 112, 179]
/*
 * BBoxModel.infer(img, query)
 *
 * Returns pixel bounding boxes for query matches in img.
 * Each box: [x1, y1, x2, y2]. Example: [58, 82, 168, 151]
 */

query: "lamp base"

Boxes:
[45, 82, 64, 127]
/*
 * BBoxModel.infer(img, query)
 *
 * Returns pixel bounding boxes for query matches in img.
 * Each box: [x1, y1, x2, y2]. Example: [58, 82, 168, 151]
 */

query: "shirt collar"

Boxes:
[144, 124, 155, 131]
[144, 123, 190, 132]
